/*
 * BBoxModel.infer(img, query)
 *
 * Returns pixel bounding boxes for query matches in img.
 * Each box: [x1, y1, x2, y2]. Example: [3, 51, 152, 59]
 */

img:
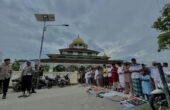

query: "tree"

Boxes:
[153, 4, 170, 109]
[43, 64, 50, 72]
[12, 60, 20, 71]
[53, 65, 66, 72]
[157, 32, 170, 51]
[153, 4, 170, 51]
[67, 65, 78, 72]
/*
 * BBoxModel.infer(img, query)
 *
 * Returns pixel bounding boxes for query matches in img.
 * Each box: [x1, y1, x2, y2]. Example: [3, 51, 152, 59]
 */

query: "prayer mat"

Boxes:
[120, 97, 147, 108]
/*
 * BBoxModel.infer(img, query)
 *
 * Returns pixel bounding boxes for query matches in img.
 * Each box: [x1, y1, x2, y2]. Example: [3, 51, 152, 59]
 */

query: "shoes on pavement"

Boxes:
[31, 91, 37, 93]
[2, 95, 6, 99]
[18, 94, 28, 98]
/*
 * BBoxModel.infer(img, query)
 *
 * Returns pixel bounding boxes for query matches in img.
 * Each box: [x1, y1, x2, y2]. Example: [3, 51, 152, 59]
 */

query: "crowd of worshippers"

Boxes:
[79, 58, 170, 100]
[0, 59, 43, 99]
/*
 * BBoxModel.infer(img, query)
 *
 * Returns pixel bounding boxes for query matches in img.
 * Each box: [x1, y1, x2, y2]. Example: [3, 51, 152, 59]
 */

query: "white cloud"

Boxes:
[134, 50, 148, 58]
[0, 0, 169, 64]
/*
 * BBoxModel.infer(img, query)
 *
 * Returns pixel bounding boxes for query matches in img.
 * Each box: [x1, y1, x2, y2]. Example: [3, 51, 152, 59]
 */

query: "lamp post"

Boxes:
[34, 14, 69, 68]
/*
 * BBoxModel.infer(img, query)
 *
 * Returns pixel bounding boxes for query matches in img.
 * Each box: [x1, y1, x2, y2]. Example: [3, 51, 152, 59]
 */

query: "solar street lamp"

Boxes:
[34, 14, 69, 68]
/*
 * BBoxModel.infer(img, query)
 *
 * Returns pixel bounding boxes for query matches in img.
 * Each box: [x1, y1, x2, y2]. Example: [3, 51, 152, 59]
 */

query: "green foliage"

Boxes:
[53, 65, 66, 72]
[67, 65, 78, 72]
[158, 32, 170, 52]
[153, 4, 170, 51]
[43, 64, 50, 72]
[12, 60, 20, 71]
[153, 5, 170, 31]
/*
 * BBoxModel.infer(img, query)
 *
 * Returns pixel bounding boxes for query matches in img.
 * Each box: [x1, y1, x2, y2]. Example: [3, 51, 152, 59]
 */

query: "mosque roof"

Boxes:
[69, 35, 88, 49]
[72, 36, 85, 45]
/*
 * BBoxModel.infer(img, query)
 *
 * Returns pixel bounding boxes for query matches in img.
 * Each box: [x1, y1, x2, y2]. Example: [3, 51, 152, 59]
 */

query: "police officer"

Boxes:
[19, 61, 33, 97]
[0, 58, 12, 99]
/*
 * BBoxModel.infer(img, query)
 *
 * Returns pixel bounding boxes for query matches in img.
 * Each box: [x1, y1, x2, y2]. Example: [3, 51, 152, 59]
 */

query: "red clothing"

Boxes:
[111, 67, 119, 82]
[108, 77, 113, 85]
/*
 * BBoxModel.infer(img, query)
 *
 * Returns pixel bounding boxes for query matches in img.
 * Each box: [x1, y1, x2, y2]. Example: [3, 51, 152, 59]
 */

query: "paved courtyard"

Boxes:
[0, 86, 125, 110]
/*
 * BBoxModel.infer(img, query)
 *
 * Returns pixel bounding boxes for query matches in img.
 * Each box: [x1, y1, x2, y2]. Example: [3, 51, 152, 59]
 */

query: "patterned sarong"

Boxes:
[132, 79, 142, 97]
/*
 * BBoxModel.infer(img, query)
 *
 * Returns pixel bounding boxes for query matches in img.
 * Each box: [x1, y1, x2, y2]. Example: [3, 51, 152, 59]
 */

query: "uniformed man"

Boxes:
[0, 58, 12, 99]
[19, 61, 33, 97]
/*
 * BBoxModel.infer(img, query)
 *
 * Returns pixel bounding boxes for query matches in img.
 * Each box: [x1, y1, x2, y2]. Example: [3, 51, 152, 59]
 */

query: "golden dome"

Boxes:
[69, 35, 88, 49]
[72, 36, 85, 45]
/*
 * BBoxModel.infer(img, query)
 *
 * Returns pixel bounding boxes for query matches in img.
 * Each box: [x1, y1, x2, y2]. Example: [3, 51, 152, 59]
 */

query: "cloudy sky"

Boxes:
[0, 0, 170, 64]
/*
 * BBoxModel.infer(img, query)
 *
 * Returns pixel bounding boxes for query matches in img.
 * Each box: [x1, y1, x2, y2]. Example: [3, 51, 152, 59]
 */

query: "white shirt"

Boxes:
[118, 66, 123, 74]
[129, 64, 142, 79]
[85, 72, 89, 79]
[85, 71, 91, 79]
[118, 66, 124, 83]
[108, 67, 112, 77]
[94, 69, 99, 80]
[163, 67, 170, 75]
[22, 66, 33, 76]
[150, 67, 161, 82]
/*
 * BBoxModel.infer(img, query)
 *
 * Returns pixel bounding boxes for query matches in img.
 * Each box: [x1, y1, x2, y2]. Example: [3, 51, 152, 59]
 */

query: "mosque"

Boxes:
[38, 36, 122, 72]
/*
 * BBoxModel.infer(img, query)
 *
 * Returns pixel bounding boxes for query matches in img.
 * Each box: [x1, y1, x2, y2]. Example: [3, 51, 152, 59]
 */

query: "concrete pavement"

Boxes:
[0, 86, 125, 110]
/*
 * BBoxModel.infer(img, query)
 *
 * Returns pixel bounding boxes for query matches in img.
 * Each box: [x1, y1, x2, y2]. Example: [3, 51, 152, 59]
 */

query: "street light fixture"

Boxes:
[35, 14, 55, 21]
[34, 14, 69, 68]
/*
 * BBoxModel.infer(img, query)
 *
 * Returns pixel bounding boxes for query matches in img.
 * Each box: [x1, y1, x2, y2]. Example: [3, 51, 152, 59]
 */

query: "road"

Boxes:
[0, 86, 125, 110]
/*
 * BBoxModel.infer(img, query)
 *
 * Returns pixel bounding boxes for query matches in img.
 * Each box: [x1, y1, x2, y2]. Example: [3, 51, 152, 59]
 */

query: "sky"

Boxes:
[0, 0, 170, 64]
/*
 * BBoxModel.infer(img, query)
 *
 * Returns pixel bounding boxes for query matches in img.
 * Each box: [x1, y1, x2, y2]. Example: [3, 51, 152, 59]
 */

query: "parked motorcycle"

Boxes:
[44, 75, 58, 87]
[150, 75, 170, 110]
[12, 76, 51, 91]
[11, 77, 22, 92]
[57, 74, 70, 87]
[37, 77, 50, 89]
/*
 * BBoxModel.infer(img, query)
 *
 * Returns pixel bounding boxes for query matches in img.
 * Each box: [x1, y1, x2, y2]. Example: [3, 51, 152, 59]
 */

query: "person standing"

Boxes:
[141, 64, 152, 100]
[117, 63, 125, 92]
[95, 67, 99, 86]
[123, 62, 132, 95]
[103, 64, 109, 88]
[87, 69, 92, 85]
[150, 62, 161, 89]
[90, 68, 95, 85]
[0, 58, 12, 99]
[129, 58, 143, 97]
[107, 65, 112, 89]
[19, 61, 33, 97]
[111, 63, 119, 91]
[98, 67, 104, 87]
[85, 69, 90, 84]
[163, 62, 170, 75]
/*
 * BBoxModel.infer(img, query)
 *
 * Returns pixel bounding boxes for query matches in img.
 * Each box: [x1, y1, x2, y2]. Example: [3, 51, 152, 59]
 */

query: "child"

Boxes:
[141, 67, 152, 100]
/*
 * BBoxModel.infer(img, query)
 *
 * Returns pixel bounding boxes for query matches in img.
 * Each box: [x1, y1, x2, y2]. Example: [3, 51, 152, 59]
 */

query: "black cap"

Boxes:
[4, 58, 10, 62]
